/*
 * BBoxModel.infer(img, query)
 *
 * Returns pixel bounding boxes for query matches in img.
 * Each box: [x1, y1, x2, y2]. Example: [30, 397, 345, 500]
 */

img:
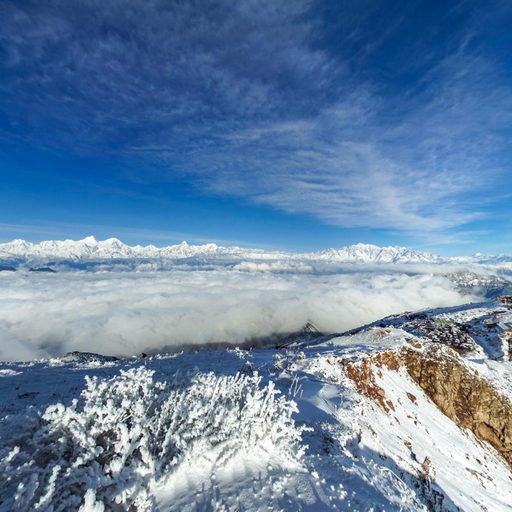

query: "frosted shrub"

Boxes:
[0, 368, 304, 511]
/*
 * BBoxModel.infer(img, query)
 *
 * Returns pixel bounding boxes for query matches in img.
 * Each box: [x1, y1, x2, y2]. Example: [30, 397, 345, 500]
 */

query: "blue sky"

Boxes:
[1, 0, 512, 254]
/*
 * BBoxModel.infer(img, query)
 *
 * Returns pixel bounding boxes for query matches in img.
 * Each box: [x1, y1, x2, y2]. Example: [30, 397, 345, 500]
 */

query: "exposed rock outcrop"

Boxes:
[398, 317, 477, 353]
[345, 342, 512, 467]
[61, 351, 119, 363]
[402, 345, 512, 465]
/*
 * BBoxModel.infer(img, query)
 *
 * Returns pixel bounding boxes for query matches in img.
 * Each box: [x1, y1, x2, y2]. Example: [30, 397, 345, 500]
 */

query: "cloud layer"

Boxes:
[0, 268, 470, 361]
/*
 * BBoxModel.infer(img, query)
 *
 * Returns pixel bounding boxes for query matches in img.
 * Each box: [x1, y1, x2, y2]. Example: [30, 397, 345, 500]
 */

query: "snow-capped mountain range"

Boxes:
[313, 244, 442, 264]
[0, 236, 447, 264]
[2, 236, 512, 269]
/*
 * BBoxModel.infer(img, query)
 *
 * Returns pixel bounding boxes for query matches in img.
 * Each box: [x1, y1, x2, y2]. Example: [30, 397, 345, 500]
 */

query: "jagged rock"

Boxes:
[402, 345, 512, 465]
[275, 322, 325, 349]
[302, 321, 321, 334]
[61, 351, 119, 363]
[401, 318, 476, 353]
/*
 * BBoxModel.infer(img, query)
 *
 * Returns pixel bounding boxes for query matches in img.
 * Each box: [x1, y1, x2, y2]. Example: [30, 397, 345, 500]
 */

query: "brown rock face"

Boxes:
[401, 345, 512, 465]
[344, 358, 391, 411]
[345, 343, 512, 467]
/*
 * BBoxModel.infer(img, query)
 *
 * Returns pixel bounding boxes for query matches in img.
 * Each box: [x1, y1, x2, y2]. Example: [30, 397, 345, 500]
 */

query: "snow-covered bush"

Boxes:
[0, 368, 305, 511]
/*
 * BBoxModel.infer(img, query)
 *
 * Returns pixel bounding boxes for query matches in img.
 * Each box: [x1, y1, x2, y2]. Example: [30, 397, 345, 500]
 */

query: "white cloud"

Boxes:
[2, 1, 511, 240]
[0, 268, 470, 361]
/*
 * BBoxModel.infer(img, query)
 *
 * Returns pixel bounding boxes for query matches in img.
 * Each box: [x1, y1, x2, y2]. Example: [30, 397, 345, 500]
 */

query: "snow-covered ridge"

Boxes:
[0, 236, 239, 261]
[314, 242, 442, 264]
[0, 236, 443, 264]
[0, 236, 282, 261]
[2, 299, 512, 510]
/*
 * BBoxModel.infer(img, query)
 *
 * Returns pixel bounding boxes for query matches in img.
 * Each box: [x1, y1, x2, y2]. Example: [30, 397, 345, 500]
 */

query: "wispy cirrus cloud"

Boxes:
[1, 0, 511, 241]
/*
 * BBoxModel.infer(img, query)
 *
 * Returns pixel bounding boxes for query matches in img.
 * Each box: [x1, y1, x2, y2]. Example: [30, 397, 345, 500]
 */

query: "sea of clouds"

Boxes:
[0, 266, 476, 361]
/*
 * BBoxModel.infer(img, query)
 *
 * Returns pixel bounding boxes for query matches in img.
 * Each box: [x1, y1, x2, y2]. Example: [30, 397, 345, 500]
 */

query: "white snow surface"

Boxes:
[1, 301, 512, 511]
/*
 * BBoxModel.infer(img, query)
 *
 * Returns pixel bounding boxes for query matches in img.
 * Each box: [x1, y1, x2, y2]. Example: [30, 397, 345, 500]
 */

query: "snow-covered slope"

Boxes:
[2, 299, 512, 511]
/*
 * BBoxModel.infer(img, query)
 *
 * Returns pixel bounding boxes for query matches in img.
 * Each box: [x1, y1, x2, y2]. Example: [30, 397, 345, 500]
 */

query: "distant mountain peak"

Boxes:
[315, 243, 440, 264]
[0, 236, 504, 266]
